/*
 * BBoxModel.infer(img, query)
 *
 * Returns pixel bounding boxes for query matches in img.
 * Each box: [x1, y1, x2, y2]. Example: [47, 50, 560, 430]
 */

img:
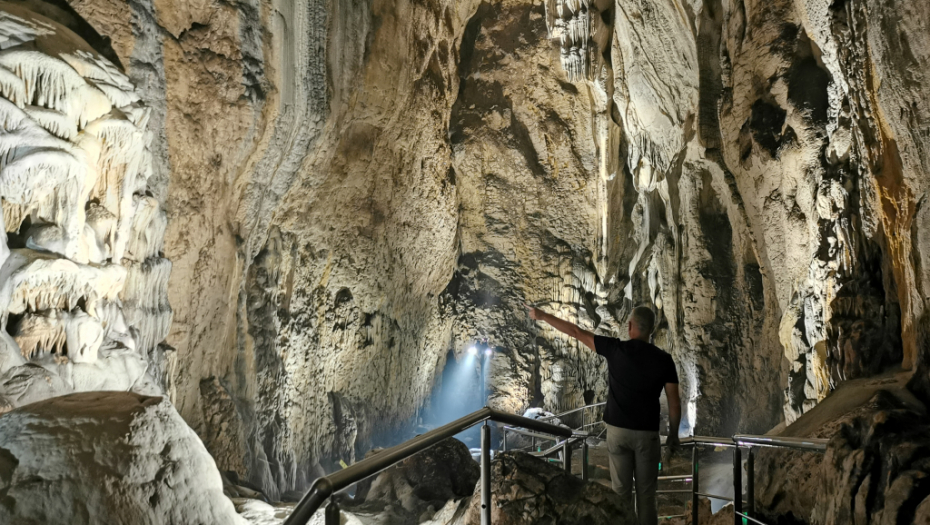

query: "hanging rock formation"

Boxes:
[0, 1, 171, 410]
[22, 0, 929, 511]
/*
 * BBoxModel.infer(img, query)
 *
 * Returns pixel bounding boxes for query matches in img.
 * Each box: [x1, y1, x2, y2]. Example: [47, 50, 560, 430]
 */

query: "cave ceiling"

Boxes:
[0, 0, 925, 500]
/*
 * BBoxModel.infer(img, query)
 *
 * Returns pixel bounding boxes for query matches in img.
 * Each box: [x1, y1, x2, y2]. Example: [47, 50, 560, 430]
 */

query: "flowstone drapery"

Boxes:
[0, 3, 171, 410]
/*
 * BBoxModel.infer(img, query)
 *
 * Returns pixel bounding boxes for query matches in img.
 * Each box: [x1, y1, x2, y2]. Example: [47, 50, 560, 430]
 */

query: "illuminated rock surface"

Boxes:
[0, 392, 245, 525]
[0, 1, 171, 409]
[0, 0, 927, 522]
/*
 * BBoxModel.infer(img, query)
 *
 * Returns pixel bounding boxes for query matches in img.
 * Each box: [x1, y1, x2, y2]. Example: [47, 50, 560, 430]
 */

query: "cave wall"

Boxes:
[47, 0, 930, 500]
[587, 0, 930, 430]
[0, 1, 172, 410]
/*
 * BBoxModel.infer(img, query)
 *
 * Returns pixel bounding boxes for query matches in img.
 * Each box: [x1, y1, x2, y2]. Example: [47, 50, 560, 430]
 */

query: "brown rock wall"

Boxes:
[54, 0, 930, 502]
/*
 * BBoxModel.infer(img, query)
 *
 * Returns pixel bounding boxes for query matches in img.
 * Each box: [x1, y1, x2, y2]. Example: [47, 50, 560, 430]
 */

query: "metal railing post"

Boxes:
[502, 429, 508, 452]
[481, 422, 492, 525]
[532, 436, 536, 452]
[733, 447, 742, 525]
[325, 498, 339, 525]
[747, 447, 754, 518]
[581, 439, 589, 481]
[563, 440, 572, 473]
[692, 445, 699, 525]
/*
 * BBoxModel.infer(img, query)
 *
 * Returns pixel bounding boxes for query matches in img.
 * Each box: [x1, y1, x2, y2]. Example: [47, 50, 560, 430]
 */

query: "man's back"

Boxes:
[594, 335, 678, 431]
[526, 304, 681, 525]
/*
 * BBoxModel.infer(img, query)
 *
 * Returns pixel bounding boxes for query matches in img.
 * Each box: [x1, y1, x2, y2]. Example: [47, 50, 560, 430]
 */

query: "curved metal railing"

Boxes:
[282, 406, 582, 525]
[282, 401, 829, 525]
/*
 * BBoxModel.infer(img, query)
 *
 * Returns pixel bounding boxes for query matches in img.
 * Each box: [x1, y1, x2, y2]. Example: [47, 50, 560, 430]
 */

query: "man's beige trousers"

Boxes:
[606, 424, 661, 525]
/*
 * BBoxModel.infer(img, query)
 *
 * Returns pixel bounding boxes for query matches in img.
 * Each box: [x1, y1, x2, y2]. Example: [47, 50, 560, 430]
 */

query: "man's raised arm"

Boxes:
[526, 305, 596, 352]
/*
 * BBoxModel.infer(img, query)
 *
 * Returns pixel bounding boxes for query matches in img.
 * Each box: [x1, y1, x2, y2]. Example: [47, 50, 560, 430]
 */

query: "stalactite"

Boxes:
[0, 7, 172, 411]
[546, 0, 598, 82]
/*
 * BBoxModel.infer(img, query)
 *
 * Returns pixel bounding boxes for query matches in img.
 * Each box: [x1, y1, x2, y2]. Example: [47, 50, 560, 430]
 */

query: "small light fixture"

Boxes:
[467, 346, 478, 356]
[484, 348, 493, 357]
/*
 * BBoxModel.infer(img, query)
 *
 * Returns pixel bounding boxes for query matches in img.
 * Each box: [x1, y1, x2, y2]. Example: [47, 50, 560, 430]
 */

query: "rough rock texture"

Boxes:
[49, 0, 930, 505]
[0, 2, 171, 409]
[442, 0, 611, 418]
[0, 391, 245, 525]
[457, 451, 635, 525]
[58, 0, 483, 499]
[754, 372, 930, 524]
[344, 438, 480, 525]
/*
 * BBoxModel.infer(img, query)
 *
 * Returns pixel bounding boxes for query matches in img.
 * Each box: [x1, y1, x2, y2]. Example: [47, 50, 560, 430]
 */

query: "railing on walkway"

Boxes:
[283, 404, 829, 525]
[503, 402, 607, 454]
[660, 434, 828, 524]
[282, 406, 584, 525]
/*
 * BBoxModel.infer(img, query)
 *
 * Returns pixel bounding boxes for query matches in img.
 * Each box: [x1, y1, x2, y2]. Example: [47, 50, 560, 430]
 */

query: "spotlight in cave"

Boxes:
[421, 341, 499, 448]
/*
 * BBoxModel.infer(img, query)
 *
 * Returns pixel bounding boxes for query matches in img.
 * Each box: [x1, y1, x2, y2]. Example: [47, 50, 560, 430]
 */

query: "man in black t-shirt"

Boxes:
[527, 305, 681, 525]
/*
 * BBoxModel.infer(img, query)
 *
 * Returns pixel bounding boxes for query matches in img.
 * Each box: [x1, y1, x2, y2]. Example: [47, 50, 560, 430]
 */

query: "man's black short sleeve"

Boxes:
[594, 335, 678, 431]
[594, 335, 617, 357]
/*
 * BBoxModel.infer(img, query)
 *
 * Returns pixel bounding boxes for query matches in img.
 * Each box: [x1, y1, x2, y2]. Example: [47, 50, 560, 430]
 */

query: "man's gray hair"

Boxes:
[630, 306, 656, 335]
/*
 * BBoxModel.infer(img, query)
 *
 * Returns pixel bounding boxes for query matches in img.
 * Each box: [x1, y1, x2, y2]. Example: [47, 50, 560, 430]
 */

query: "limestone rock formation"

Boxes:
[344, 438, 480, 524]
[754, 372, 930, 524]
[0, 391, 245, 525]
[0, 1, 172, 410]
[457, 451, 635, 525]
[44, 0, 930, 510]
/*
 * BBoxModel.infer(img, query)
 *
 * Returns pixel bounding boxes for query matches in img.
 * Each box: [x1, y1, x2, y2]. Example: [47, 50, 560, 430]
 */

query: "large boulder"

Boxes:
[755, 372, 930, 524]
[459, 451, 635, 525]
[0, 391, 246, 525]
[345, 438, 480, 524]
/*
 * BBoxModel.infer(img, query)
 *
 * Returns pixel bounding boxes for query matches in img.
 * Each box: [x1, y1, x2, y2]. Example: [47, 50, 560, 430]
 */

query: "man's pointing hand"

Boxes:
[526, 304, 542, 320]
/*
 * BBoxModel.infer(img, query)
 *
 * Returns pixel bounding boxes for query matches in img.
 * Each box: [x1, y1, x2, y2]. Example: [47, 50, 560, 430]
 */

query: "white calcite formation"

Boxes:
[0, 2, 171, 410]
[0, 392, 246, 524]
[545, 0, 602, 82]
[59, 0, 930, 511]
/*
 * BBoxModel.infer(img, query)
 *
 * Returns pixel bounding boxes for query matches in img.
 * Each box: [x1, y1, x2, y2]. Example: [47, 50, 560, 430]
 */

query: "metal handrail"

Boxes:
[283, 406, 573, 525]
[504, 401, 607, 456]
[679, 433, 828, 525]
[734, 434, 828, 451]
[538, 401, 606, 422]
[685, 436, 737, 447]
[501, 426, 564, 442]
[282, 401, 831, 525]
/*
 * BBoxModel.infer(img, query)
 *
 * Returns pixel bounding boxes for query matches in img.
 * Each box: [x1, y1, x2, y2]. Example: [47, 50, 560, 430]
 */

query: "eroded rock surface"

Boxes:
[0, 2, 171, 409]
[457, 451, 635, 525]
[345, 438, 480, 525]
[0, 391, 245, 525]
[45, 0, 930, 508]
[755, 373, 930, 524]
